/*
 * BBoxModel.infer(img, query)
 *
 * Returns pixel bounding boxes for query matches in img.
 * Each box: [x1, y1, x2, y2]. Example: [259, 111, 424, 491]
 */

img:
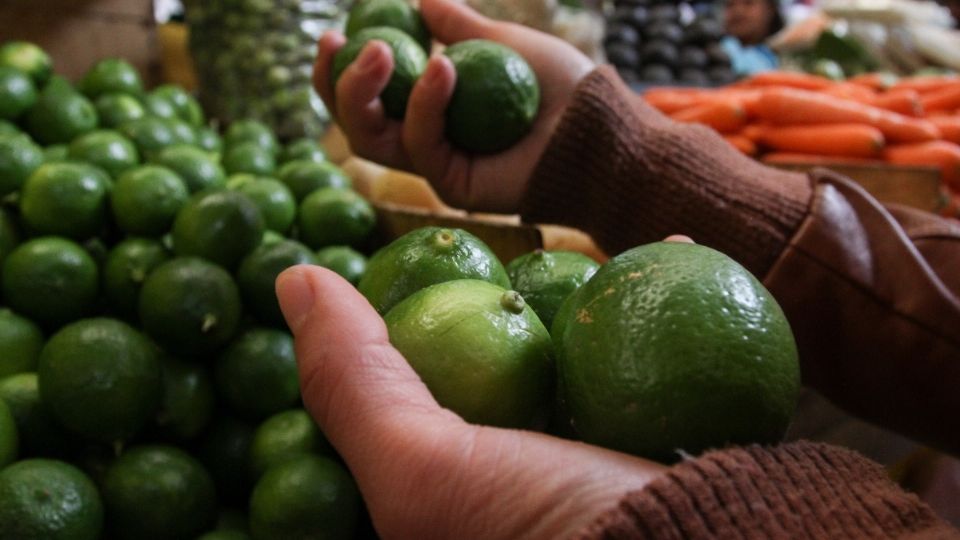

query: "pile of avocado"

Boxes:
[604, 0, 734, 87]
[182, 0, 338, 139]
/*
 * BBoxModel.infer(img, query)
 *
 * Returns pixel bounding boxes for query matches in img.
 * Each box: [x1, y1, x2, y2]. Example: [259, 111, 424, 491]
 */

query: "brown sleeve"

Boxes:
[573, 441, 958, 540]
[520, 67, 960, 454]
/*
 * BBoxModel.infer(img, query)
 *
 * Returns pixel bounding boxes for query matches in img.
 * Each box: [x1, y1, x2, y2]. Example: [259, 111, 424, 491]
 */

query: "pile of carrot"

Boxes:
[644, 71, 960, 201]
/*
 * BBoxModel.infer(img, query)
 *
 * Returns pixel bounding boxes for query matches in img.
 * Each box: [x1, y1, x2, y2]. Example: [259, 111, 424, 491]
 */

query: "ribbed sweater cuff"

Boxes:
[520, 66, 813, 278]
[575, 441, 956, 539]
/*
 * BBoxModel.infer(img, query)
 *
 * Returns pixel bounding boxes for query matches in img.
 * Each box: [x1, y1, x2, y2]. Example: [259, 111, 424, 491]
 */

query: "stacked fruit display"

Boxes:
[603, 0, 735, 87]
[183, 0, 338, 139]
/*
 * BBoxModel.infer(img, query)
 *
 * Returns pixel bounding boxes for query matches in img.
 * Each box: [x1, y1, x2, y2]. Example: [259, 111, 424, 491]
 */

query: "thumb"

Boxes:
[275, 265, 464, 471]
[420, 0, 498, 44]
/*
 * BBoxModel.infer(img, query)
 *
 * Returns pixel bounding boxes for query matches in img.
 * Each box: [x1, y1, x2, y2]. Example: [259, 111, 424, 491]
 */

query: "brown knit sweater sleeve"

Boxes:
[574, 441, 958, 539]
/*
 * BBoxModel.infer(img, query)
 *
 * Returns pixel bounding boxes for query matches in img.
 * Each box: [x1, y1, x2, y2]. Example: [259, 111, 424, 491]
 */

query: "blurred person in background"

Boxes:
[721, 0, 784, 75]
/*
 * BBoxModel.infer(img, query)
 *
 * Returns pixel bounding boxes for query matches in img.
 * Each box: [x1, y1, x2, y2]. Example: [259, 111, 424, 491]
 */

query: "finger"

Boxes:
[664, 234, 695, 244]
[420, 0, 497, 44]
[402, 55, 457, 181]
[275, 265, 464, 466]
[313, 31, 346, 120]
[335, 40, 394, 138]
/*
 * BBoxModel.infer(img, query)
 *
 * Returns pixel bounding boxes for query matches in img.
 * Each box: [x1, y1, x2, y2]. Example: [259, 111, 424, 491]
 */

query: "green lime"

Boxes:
[118, 116, 176, 160]
[215, 328, 299, 421]
[139, 257, 242, 357]
[111, 165, 190, 236]
[0, 208, 18, 268]
[38, 318, 162, 443]
[225, 173, 258, 191]
[67, 129, 140, 178]
[39, 75, 75, 97]
[196, 126, 223, 153]
[444, 40, 540, 154]
[250, 409, 331, 479]
[43, 143, 68, 162]
[223, 141, 276, 176]
[19, 162, 111, 239]
[0, 132, 43, 196]
[25, 86, 98, 145]
[279, 137, 326, 164]
[332, 26, 427, 119]
[346, 0, 432, 53]
[152, 85, 204, 126]
[235, 177, 296, 233]
[165, 117, 199, 146]
[197, 415, 255, 507]
[152, 144, 225, 193]
[0, 308, 44, 377]
[505, 250, 598, 330]
[0, 120, 19, 136]
[152, 355, 215, 441]
[0, 459, 103, 540]
[236, 239, 317, 326]
[102, 445, 217, 540]
[359, 226, 510, 314]
[102, 237, 171, 320]
[0, 372, 72, 457]
[0, 42, 52, 86]
[79, 58, 143, 99]
[225, 119, 278, 155]
[249, 455, 359, 540]
[297, 187, 376, 249]
[315, 246, 367, 285]
[555, 242, 801, 462]
[94, 92, 146, 128]
[141, 92, 177, 120]
[278, 159, 351, 201]
[0, 66, 37, 120]
[0, 399, 17, 467]
[172, 189, 264, 269]
[386, 279, 553, 427]
[2, 237, 98, 327]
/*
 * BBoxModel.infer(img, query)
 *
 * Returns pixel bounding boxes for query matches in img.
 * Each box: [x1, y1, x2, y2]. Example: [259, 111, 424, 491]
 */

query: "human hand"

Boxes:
[275, 265, 666, 539]
[313, 0, 595, 214]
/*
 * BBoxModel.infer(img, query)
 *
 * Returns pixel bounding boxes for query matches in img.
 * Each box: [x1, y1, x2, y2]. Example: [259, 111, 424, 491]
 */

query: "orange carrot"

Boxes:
[891, 76, 960, 94]
[874, 112, 941, 144]
[740, 71, 835, 91]
[754, 88, 883, 126]
[884, 141, 960, 191]
[920, 84, 960, 114]
[848, 72, 897, 91]
[870, 88, 922, 117]
[671, 101, 746, 133]
[723, 134, 757, 155]
[930, 116, 960, 144]
[643, 89, 711, 114]
[741, 124, 766, 142]
[755, 124, 884, 158]
[821, 83, 877, 103]
[761, 152, 883, 165]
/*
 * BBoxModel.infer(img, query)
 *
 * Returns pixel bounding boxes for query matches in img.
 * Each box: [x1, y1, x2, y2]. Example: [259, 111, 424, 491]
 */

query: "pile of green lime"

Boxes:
[0, 43, 371, 539]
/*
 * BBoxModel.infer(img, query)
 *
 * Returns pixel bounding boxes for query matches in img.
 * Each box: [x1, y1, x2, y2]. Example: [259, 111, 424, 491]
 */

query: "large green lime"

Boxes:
[332, 26, 427, 119]
[250, 409, 331, 479]
[138, 257, 243, 357]
[19, 162, 111, 239]
[153, 144, 226, 193]
[67, 128, 140, 178]
[101, 237, 171, 320]
[1, 237, 98, 327]
[172, 189, 265, 269]
[152, 355, 215, 441]
[0, 42, 52, 85]
[0, 459, 103, 540]
[505, 250, 598, 330]
[223, 141, 276, 176]
[224, 119, 278, 155]
[277, 159, 351, 201]
[79, 58, 143, 99]
[315, 246, 367, 285]
[346, 0, 432, 53]
[385, 279, 553, 427]
[195, 126, 223, 153]
[236, 239, 318, 327]
[554, 242, 801, 462]
[0, 372, 72, 458]
[215, 328, 300, 421]
[279, 137, 326, 165]
[151, 84, 204, 127]
[0, 66, 37, 120]
[0, 308, 44, 377]
[443, 40, 540, 154]
[297, 187, 376, 249]
[249, 455, 359, 540]
[102, 445, 217, 540]
[359, 226, 510, 314]
[37, 318, 162, 444]
[235, 177, 296, 233]
[118, 116, 176, 160]
[110, 165, 190, 236]
[25, 85, 98, 145]
[94, 92, 146, 128]
[0, 133, 43, 196]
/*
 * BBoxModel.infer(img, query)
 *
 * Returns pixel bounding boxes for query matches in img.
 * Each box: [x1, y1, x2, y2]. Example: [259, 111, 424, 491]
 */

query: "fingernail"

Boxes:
[424, 57, 444, 84]
[276, 266, 315, 332]
[358, 44, 382, 72]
